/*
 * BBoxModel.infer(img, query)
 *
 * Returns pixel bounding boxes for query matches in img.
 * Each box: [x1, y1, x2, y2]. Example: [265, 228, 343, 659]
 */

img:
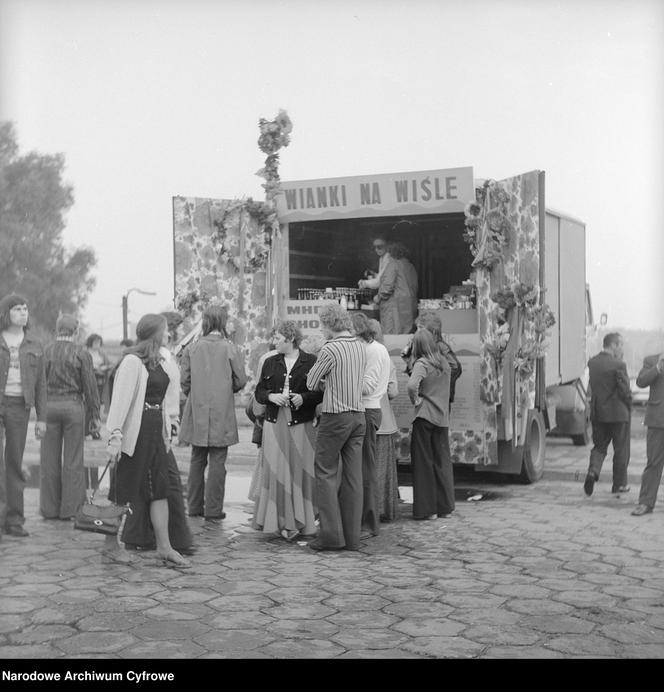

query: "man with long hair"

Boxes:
[179, 305, 247, 522]
[0, 294, 47, 538]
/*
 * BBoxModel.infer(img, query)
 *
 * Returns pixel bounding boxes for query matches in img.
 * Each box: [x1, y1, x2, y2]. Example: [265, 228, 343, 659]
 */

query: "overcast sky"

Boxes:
[1, 0, 662, 337]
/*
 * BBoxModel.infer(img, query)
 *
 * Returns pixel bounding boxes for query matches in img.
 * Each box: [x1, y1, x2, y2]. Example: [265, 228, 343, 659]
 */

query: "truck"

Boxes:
[173, 166, 590, 483]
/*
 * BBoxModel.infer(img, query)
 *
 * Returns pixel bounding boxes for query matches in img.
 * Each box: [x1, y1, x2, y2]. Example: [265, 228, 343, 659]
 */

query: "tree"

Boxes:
[0, 121, 96, 331]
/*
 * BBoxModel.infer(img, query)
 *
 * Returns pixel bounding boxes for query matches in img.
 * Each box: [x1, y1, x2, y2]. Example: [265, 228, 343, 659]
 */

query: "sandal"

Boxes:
[158, 550, 191, 568]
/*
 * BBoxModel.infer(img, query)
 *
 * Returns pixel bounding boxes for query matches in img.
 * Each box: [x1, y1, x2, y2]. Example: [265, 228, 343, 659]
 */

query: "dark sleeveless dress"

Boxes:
[115, 364, 171, 506]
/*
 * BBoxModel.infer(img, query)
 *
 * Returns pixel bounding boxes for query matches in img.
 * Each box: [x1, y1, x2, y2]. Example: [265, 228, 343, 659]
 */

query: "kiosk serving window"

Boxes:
[287, 212, 473, 303]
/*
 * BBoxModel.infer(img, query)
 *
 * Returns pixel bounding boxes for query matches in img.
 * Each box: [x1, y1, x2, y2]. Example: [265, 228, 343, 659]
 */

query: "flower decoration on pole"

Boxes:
[255, 109, 293, 245]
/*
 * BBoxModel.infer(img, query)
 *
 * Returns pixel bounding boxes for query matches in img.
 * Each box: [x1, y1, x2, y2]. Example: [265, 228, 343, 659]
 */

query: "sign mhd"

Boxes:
[276, 167, 474, 222]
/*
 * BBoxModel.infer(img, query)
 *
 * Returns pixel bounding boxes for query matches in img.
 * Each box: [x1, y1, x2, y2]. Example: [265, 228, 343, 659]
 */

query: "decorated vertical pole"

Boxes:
[255, 109, 293, 326]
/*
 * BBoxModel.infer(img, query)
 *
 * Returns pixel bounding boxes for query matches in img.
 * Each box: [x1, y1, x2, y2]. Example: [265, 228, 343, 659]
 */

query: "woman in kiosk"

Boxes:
[252, 320, 323, 541]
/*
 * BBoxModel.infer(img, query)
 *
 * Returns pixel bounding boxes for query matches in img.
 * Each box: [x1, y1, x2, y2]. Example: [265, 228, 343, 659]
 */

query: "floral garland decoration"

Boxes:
[463, 180, 512, 272]
[255, 109, 293, 245]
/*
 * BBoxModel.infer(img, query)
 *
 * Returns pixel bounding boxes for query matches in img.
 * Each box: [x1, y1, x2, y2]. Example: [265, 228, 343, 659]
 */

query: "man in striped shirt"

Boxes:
[306, 303, 366, 551]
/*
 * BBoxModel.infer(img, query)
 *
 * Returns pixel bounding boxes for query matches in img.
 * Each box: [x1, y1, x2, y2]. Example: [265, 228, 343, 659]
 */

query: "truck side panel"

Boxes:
[544, 212, 561, 387]
[559, 217, 587, 382]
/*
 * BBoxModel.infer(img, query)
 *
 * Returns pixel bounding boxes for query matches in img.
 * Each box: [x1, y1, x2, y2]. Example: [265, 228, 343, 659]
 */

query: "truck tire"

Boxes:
[571, 412, 592, 446]
[518, 409, 546, 483]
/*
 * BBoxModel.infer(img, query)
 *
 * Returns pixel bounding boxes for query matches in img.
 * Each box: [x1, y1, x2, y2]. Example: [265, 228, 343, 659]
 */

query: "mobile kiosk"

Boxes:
[173, 167, 589, 482]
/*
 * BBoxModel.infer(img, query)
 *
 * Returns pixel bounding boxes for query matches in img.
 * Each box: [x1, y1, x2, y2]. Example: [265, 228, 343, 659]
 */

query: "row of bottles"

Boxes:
[295, 287, 372, 310]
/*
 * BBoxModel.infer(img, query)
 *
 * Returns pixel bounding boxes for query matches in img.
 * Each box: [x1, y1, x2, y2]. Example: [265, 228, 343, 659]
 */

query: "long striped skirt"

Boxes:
[252, 408, 317, 537]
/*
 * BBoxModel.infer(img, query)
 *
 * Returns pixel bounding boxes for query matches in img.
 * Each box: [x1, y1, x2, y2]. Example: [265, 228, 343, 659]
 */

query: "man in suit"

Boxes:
[631, 352, 664, 516]
[584, 332, 632, 496]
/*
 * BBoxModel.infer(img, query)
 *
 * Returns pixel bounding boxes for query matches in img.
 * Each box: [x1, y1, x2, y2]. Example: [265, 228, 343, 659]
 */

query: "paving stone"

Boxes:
[0, 597, 46, 614]
[268, 619, 339, 639]
[553, 590, 618, 608]
[337, 648, 426, 658]
[599, 622, 664, 644]
[213, 580, 275, 595]
[327, 610, 398, 629]
[12, 572, 69, 584]
[392, 618, 466, 637]
[77, 612, 147, 631]
[94, 596, 160, 612]
[153, 588, 222, 605]
[576, 606, 645, 626]
[208, 611, 276, 630]
[484, 646, 565, 658]
[505, 599, 574, 616]
[56, 631, 137, 655]
[49, 589, 102, 605]
[262, 603, 337, 620]
[563, 561, 618, 575]
[649, 613, 664, 630]
[383, 602, 454, 619]
[117, 639, 207, 659]
[431, 578, 491, 593]
[519, 615, 595, 634]
[601, 585, 664, 599]
[261, 638, 345, 658]
[488, 584, 552, 599]
[10, 624, 78, 645]
[402, 635, 484, 658]
[0, 614, 31, 634]
[266, 586, 330, 604]
[323, 594, 390, 611]
[194, 629, 276, 652]
[0, 644, 64, 658]
[208, 594, 275, 612]
[320, 579, 383, 595]
[373, 575, 433, 588]
[462, 624, 541, 646]
[581, 573, 642, 586]
[620, 644, 664, 658]
[535, 578, 594, 592]
[143, 603, 214, 621]
[439, 593, 507, 609]
[544, 634, 622, 657]
[378, 587, 442, 603]
[99, 582, 164, 598]
[133, 619, 210, 641]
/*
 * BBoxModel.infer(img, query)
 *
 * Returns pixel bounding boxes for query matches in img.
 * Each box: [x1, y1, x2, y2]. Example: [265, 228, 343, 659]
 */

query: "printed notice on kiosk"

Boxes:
[277, 167, 474, 222]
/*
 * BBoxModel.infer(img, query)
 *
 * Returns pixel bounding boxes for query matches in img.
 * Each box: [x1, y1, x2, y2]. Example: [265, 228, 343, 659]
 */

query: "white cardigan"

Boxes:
[105, 352, 179, 457]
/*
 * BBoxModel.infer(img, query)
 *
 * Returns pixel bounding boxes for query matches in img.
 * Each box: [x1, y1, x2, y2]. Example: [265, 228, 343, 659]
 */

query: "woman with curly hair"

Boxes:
[252, 320, 323, 541]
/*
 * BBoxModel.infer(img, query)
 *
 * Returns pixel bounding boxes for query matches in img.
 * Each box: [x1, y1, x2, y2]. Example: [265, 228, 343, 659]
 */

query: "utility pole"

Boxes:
[122, 288, 156, 342]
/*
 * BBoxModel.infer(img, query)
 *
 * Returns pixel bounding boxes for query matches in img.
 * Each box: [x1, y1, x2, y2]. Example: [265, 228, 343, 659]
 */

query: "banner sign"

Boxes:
[276, 167, 475, 222]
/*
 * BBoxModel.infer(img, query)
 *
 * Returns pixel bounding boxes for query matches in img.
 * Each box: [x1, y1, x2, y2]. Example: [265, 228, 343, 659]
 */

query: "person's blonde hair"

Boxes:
[318, 302, 352, 333]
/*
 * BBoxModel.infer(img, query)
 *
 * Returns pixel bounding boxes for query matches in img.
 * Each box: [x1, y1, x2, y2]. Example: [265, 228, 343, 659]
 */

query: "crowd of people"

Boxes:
[1, 290, 662, 567]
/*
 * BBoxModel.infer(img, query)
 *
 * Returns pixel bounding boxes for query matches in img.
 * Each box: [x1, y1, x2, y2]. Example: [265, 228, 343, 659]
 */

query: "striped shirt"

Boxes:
[44, 339, 100, 418]
[306, 334, 366, 414]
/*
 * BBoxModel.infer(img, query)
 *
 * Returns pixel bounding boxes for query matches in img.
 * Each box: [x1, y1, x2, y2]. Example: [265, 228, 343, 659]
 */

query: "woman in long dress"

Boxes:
[103, 314, 189, 567]
[252, 320, 323, 541]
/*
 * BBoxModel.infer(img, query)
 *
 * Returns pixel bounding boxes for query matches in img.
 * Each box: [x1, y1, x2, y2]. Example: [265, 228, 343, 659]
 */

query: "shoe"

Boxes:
[612, 486, 630, 494]
[176, 546, 197, 556]
[308, 539, 343, 552]
[583, 473, 597, 496]
[413, 514, 436, 521]
[124, 543, 156, 552]
[5, 525, 29, 537]
[280, 529, 300, 542]
[158, 550, 191, 568]
[204, 512, 226, 521]
[631, 504, 653, 516]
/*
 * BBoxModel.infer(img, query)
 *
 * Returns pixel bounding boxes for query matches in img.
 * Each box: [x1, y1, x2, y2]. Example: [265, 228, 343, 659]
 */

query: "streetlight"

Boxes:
[122, 288, 157, 341]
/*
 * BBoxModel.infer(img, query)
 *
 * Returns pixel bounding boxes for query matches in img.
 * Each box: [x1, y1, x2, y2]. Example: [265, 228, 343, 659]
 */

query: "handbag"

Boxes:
[74, 459, 132, 536]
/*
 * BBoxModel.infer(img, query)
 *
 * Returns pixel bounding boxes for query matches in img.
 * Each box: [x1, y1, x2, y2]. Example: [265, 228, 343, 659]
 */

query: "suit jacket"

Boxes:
[588, 351, 631, 423]
[254, 351, 323, 426]
[636, 353, 664, 428]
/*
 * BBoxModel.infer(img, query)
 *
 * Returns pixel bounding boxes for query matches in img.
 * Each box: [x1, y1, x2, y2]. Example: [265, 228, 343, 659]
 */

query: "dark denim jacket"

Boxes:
[255, 351, 323, 426]
[0, 332, 47, 420]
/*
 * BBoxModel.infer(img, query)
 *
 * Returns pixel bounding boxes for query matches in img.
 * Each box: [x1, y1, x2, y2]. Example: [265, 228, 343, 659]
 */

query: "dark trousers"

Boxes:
[361, 408, 382, 535]
[588, 420, 630, 489]
[638, 427, 664, 509]
[0, 396, 30, 529]
[187, 445, 228, 518]
[314, 411, 366, 550]
[39, 398, 86, 519]
[411, 418, 455, 518]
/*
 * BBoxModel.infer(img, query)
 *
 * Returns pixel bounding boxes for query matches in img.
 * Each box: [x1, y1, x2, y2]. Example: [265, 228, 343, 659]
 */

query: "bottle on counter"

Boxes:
[340, 293, 348, 310]
[348, 292, 356, 310]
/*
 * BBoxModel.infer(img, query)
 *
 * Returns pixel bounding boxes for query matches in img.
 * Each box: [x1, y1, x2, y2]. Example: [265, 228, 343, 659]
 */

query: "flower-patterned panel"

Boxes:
[172, 196, 272, 391]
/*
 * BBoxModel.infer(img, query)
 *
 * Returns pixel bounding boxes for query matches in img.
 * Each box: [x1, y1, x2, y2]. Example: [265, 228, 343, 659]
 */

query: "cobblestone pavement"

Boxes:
[1, 407, 662, 659]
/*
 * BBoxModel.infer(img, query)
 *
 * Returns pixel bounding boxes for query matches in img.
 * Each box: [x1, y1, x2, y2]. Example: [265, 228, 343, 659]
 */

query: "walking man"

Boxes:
[583, 332, 632, 496]
[631, 352, 664, 515]
[306, 303, 366, 551]
[40, 314, 100, 520]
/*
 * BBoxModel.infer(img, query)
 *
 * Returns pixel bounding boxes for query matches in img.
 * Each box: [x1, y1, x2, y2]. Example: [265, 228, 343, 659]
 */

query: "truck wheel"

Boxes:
[571, 413, 592, 446]
[518, 409, 546, 483]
